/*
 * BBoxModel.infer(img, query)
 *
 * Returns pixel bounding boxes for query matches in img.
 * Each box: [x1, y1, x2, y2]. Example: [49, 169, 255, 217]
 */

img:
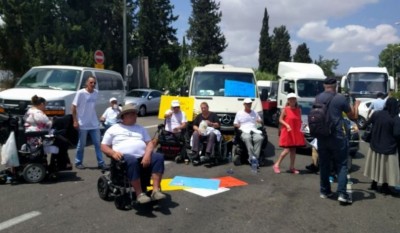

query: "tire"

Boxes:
[114, 194, 132, 210]
[97, 176, 111, 201]
[356, 116, 367, 129]
[22, 163, 46, 183]
[139, 105, 147, 116]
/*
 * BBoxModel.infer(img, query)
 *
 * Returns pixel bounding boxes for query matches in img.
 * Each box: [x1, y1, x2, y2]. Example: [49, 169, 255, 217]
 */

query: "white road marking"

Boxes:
[144, 124, 158, 129]
[0, 211, 41, 231]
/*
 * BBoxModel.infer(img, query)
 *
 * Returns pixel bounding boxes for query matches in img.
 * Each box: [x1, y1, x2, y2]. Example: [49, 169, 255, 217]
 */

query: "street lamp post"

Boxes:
[123, 0, 127, 81]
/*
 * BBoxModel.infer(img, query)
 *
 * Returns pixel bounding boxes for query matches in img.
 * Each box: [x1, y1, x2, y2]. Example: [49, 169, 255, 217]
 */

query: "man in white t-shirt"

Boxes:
[164, 100, 187, 135]
[233, 98, 264, 162]
[100, 97, 121, 130]
[72, 76, 106, 170]
[101, 104, 166, 204]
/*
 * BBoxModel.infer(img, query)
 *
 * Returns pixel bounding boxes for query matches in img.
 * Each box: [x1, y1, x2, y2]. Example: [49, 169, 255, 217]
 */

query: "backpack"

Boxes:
[308, 93, 336, 137]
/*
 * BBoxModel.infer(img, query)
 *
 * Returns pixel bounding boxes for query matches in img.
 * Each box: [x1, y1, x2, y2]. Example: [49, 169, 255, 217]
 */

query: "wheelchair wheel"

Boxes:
[114, 194, 132, 210]
[97, 176, 111, 201]
[22, 163, 46, 183]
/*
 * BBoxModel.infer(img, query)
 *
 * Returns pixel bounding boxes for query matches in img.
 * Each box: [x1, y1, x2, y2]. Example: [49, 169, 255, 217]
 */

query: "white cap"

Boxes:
[109, 97, 117, 103]
[243, 98, 253, 104]
[171, 100, 180, 107]
[287, 93, 298, 99]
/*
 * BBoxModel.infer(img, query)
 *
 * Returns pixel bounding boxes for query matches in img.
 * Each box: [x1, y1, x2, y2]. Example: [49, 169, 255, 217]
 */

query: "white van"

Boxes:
[0, 65, 125, 118]
[188, 64, 262, 132]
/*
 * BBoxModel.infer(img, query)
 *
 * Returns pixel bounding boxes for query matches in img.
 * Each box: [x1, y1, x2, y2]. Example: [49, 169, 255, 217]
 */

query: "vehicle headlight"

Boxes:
[44, 100, 66, 116]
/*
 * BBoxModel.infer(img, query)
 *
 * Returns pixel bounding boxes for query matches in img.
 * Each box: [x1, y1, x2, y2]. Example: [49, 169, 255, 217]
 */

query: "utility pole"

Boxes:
[123, 0, 127, 81]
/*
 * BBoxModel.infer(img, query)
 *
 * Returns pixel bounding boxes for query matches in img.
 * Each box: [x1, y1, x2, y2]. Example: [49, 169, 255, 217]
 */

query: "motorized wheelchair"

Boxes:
[231, 126, 269, 166]
[97, 157, 152, 210]
[0, 114, 75, 184]
[155, 123, 189, 163]
[185, 122, 228, 166]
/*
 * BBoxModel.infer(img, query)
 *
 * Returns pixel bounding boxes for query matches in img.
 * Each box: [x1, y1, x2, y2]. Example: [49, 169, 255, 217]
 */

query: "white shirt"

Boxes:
[72, 88, 99, 130]
[164, 109, 187, 132]
[101, 123, 151, 158]
[101, 106, 121, 125]
[234, 109, 262, 133]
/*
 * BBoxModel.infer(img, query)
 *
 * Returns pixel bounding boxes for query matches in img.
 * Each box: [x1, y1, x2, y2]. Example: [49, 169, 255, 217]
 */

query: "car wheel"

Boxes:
[139, 105, 147, 116]
[356, 116, 367, 129]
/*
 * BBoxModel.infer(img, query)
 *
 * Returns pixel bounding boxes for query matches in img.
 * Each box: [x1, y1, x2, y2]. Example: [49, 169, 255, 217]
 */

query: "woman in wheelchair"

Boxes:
[101, 104, 166, 204]
[191, 102, 220, 166]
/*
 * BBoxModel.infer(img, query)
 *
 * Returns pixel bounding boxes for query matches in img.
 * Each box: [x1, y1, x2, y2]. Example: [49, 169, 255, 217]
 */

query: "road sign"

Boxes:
[94, 50, 105, 64]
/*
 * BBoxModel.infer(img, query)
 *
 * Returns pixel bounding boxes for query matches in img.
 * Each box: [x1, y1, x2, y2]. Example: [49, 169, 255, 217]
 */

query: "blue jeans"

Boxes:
[75, 128, 104, 166]
[124, 153, 165, 181]
[317, 135, 349, 196]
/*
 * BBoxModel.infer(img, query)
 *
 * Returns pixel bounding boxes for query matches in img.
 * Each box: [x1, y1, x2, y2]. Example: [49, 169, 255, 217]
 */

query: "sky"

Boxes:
[170, 0, 400, 75]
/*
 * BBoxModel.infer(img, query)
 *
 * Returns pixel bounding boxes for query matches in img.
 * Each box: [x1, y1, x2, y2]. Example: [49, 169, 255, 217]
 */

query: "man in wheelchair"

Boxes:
[233, 98, 265, 166]
[101, 104, 166, 204]
[190, 102, 221, 166]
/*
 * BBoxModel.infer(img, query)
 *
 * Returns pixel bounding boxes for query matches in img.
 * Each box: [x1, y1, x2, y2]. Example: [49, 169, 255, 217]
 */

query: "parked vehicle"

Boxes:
[340, 66, 394, 129]
[354, 98, 373, 129]
[258, 80, 278, 125]
[124, 88, 162, 116]
[0, 65, 125, 118]
[187, 64, 263, 133]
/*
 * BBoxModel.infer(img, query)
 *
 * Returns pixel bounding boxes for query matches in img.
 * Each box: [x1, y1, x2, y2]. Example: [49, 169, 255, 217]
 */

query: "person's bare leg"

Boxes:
[131, 179, 143, 196]
[274, 148, 289, 168]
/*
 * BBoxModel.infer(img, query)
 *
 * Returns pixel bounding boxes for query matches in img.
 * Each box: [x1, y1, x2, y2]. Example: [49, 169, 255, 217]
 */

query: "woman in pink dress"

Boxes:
[273, 93, 305, 174]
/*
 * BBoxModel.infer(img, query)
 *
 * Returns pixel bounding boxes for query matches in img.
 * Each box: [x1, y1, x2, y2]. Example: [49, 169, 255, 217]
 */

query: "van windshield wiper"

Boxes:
[36, 85, 62, 90]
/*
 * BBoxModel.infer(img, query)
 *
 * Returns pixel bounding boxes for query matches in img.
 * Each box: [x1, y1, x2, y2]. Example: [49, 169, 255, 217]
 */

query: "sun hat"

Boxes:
[287, 93, 298, 99]
[109, 97, 117, 103]
[118, 104, 137, 118]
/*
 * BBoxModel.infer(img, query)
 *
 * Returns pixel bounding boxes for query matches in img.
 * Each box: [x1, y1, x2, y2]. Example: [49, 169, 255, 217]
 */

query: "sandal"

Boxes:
[290, 168, 300, 174]
[273, 165, 281, 174]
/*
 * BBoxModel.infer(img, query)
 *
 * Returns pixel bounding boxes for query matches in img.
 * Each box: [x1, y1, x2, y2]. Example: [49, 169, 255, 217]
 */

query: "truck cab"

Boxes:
[275, 62, 326, 126]
[188, 64, 262, 133]
[340, 67, 394, 99]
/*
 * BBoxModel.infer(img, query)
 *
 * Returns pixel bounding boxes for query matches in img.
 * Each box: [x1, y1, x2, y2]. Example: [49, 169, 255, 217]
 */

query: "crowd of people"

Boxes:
[2, 75, 399, 205]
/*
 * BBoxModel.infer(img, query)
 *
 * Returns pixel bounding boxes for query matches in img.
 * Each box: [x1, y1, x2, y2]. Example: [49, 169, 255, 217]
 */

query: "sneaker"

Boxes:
[98, 164, 109, 170]
[305, 163, 319, 173]
[320, 192, 334, 199]
[151, 190, 166, 201]
[338, 193, 352, 204]
[136, 193, 151, 204]
[75, 164, 86, 170]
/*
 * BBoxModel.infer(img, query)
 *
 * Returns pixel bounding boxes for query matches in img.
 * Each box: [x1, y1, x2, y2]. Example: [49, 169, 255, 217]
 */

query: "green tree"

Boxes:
[186, 0, 227, 65]
[293, 43, 312, 63]
[258, 8, 274, 73]
[314, 55, 339, 77]
[0, 0, 138, 76]
[378, 43, 400, 77]
[271, 25, 291, 73]
[136, 0, 179, 70]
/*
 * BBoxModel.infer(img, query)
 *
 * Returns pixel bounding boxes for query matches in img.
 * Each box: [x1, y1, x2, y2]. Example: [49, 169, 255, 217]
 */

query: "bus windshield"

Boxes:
[16, 68, 81, 91]
[347, 72, 388, 94]
[190, 71, 256, 97]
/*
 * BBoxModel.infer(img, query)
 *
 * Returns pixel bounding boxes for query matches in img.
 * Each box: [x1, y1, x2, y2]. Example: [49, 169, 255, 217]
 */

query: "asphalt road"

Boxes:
[0, 115, 399, 233]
